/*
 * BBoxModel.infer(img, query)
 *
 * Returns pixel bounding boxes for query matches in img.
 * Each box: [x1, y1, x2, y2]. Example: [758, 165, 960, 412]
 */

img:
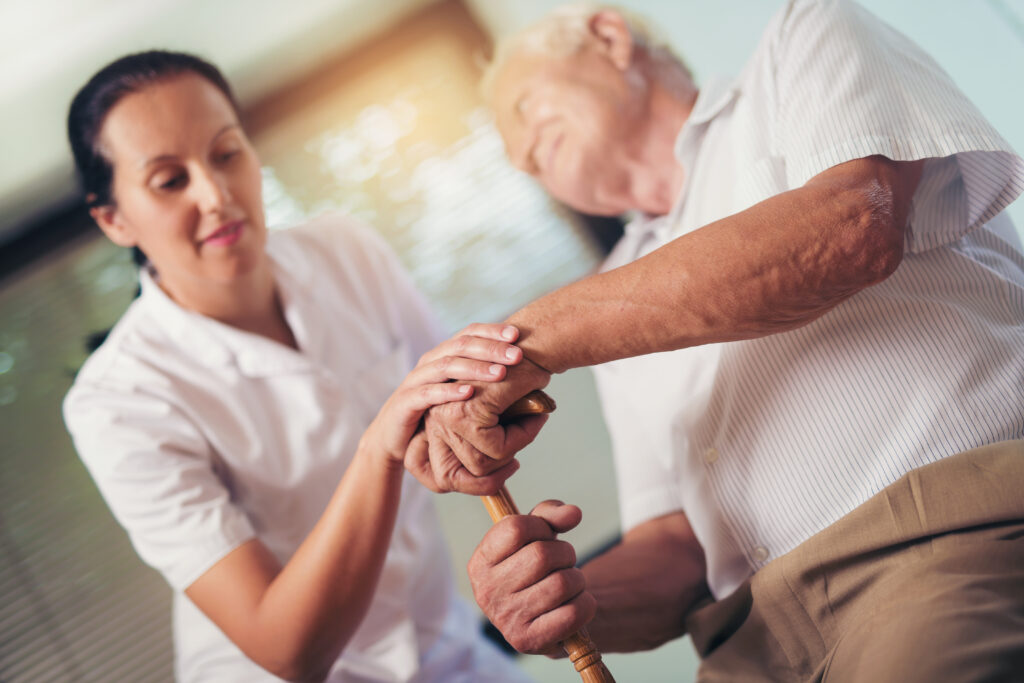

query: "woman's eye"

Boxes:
[216, 149, 239, 163]
[158, 174, 186, 190]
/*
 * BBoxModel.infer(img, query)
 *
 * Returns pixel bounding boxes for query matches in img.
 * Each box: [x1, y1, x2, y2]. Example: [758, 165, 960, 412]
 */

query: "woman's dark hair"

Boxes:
[67, 50, 241, 210]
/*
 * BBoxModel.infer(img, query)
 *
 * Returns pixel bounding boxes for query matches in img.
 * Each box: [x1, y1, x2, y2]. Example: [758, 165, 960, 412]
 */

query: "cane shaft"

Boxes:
[480, 391, 616, 683]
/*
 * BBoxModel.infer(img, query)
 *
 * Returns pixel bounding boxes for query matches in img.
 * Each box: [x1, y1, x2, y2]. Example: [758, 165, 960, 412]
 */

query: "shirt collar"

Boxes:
[138, 233, 317, 376]
[682, 75, 739, 129]
[616, 76, 739, 254]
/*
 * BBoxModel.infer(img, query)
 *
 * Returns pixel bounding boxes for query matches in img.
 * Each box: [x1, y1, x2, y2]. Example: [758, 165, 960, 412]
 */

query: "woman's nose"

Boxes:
[192, 165, 232, 212]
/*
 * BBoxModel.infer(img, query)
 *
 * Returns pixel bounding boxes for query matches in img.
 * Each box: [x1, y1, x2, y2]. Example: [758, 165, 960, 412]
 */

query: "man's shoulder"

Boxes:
[747, 0, 869, 61]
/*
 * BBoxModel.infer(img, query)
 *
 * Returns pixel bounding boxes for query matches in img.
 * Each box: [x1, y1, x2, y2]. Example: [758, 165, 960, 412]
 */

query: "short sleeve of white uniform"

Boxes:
[768, 0, 1024, 252]
[63, 377, 255, 591]
[592, 360, 684, 533]
[316, 216, 447, 357]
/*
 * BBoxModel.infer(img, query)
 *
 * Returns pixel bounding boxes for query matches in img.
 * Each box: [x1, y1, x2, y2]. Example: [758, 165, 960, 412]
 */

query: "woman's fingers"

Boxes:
[409, 356, 512, 386]
[459, 322, 519, 343]
[417, 326, 522, 368]
[399, 382, 475, 416]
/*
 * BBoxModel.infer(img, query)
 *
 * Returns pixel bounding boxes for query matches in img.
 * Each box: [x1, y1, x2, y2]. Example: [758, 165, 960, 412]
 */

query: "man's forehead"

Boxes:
[492, 51, 554, 109]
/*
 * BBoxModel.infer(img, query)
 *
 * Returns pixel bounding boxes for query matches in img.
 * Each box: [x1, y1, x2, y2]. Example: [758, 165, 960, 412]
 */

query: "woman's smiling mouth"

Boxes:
[203, 219, 244, 246]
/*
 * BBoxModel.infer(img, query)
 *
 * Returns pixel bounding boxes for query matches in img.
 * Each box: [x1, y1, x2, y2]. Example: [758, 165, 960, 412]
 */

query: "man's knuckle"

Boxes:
[505, 521, 532, 549]
[564, 543, 577, 567]
[547, 570, 571, 597]
[509, 631, 533, 653]
[529, 541, 553, 567]
[565, 568, 586, 594]
[521, 627, 552, 655]
[471, 580, 494, 610]
[580, 591, 597, 620]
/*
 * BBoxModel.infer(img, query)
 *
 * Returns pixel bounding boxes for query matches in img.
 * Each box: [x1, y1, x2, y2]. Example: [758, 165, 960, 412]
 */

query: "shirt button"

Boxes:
[704, 447, 719, 464]
[752, 546, 770, 563]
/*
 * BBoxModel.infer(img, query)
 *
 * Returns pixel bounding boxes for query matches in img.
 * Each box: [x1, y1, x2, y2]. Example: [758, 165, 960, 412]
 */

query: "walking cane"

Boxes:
[484, 390, 616, 683]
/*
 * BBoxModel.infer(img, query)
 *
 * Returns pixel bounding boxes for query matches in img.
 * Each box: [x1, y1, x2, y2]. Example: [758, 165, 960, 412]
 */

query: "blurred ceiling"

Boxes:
[0, 0, 439, 241]
[2, 0, 1022, 245]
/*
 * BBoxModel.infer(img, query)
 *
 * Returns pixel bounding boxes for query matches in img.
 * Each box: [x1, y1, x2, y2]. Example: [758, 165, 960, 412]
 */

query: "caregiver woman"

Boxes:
[63, 51, 538, 682]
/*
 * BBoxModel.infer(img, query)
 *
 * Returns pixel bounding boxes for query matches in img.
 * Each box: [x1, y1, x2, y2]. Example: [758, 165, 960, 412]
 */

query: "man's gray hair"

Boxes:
[481, 3, 687, 101]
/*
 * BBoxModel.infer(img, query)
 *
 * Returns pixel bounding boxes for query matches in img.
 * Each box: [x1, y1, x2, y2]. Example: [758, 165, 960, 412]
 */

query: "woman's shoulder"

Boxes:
[71, 297, 161, 386]
[64, 292, 203, 423]
[269, 213, 414, 318]
[271, 212, 399, 270]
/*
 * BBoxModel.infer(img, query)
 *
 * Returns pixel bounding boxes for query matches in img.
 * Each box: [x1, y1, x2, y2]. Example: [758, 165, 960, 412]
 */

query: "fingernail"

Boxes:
[505, 347, 520, 361]
[458, 385, 472, 394]
[502, 325, 517, 340]
[489, 364, 503, 375]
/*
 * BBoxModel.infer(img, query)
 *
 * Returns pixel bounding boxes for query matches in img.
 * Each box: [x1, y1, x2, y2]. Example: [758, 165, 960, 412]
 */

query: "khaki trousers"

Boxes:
[685, 440, 1024, 682]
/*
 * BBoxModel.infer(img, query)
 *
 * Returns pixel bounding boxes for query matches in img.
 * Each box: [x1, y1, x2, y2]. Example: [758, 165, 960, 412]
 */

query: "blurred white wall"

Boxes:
[465, 0, 1024, 235]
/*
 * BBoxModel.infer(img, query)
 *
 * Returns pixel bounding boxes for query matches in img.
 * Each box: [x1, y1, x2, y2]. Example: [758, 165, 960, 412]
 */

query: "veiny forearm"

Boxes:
[581, 512, 710, 653]
[508, 157, 919, 373]
[187, 447, 405, 681]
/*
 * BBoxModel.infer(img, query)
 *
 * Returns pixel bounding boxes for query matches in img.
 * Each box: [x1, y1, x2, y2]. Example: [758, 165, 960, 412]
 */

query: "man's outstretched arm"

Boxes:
[506, 156, 923, 373]
[408, 156, 923, 492]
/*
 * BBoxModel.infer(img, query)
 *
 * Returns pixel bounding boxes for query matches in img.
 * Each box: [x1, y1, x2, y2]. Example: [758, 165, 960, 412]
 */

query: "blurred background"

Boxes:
[1, 1, 1022, 681]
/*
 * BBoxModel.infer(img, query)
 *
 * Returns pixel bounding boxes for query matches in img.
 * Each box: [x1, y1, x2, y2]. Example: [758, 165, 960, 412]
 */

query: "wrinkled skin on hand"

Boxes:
[406, 358, 552, 494]
[468, 500, 596, 655]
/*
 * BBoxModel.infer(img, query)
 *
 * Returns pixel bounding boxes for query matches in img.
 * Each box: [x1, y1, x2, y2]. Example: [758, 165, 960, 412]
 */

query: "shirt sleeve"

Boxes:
[592, 367, 683, 533]
[769, 0, 1024, 252]
[63, 379, 255, 591]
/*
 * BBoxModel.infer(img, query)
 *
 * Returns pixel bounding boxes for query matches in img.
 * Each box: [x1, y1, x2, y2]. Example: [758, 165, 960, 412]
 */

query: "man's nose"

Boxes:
[508, 142, 538, 176]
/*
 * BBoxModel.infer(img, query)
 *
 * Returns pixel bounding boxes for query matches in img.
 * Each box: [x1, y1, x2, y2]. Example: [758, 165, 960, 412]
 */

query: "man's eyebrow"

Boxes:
[141, 123, 240, 168]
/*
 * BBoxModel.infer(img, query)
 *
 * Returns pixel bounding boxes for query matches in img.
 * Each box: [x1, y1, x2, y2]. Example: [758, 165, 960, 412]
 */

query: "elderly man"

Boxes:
[407, 1, 1024, 679]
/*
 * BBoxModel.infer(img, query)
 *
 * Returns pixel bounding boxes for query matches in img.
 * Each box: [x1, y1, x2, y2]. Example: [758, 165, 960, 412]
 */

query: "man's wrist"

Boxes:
[503, 314, 566, 375]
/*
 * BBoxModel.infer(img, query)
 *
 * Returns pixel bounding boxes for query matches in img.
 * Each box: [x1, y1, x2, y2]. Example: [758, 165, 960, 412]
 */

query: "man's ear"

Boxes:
[90, 204, 137, 248]
[589, 10, 634, 71]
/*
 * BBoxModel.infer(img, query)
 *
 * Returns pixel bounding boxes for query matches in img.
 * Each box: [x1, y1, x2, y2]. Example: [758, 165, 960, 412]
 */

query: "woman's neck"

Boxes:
[158, 261, 298, 350]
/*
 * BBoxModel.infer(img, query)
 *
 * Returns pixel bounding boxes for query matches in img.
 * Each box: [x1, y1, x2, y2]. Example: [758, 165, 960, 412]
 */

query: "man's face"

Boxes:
[491, 46, 646, 216]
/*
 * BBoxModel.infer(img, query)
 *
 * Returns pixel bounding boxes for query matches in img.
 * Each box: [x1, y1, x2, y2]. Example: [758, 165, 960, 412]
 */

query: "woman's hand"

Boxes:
[359, 323, 523, 469]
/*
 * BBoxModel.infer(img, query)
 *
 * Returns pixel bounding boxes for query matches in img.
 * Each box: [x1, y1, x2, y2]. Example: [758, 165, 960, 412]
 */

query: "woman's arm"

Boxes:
[185, 323, 524, 682]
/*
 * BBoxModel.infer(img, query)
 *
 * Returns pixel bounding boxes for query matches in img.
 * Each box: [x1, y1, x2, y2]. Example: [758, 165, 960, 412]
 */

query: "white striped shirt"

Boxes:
[592, 0, 1024, 599]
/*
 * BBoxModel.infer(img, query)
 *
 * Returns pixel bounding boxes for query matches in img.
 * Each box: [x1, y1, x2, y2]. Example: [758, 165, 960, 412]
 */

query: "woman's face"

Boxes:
[92, 73, 267, 294]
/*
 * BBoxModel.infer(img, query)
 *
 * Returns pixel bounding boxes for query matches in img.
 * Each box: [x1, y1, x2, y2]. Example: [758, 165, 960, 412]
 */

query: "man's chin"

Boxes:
[557, 193, 627, 218]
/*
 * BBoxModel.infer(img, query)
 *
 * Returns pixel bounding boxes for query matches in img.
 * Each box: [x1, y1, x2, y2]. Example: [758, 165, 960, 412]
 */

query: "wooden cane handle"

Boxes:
[498, 389, 557, 423]
[480, 390, 616, 683]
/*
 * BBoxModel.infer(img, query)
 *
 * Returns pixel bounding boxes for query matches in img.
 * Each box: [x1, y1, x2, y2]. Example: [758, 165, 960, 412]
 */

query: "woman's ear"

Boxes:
[90, 204, 137, 248]
[588, 10, 634, 72]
